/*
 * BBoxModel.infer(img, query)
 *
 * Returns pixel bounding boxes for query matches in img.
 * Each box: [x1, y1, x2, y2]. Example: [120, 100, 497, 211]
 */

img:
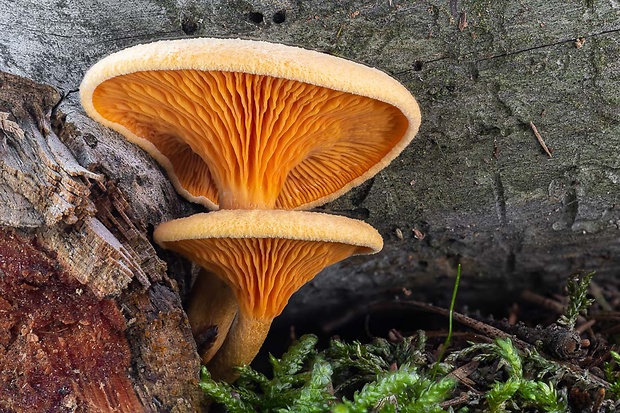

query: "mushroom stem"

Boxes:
[186, 270, 238, 364]
[218, 187, 277, 210]
[206, 312, 272, 382]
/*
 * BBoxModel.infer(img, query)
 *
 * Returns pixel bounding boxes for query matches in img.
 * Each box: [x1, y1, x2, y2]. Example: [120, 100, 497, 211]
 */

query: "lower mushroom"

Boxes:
[186, 270, 238, 363]
[154, 209, 383, 381]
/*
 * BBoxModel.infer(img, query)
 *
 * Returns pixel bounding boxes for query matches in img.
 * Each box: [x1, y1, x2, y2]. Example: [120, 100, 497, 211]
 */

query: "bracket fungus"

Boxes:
[80, 37, 421, 210]
[154, 209, 383, 381]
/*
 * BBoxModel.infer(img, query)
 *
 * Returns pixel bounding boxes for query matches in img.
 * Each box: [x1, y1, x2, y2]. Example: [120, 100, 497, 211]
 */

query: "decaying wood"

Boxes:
[0, 229, 143, 412]
[0, 72, 204, 411]
[0, 76, 97, 228]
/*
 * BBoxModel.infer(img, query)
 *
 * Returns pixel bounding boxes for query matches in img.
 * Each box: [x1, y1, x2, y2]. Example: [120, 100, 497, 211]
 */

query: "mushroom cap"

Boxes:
[154, 209, 383, 318]
[81, 38, 421, 210]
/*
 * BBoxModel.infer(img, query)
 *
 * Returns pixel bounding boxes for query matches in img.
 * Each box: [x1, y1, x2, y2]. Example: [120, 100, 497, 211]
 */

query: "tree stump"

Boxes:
[0, 73, 203, 411]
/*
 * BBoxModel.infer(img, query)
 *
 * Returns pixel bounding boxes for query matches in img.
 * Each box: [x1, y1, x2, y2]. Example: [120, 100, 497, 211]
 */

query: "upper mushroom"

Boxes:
[80, 38, 421, 210]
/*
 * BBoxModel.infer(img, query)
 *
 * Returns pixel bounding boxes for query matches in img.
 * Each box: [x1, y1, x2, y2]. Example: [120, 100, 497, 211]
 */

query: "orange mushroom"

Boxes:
[80, 38, 421, 210]
[154, 209, 383, 381]
[186, 270, 237, 363]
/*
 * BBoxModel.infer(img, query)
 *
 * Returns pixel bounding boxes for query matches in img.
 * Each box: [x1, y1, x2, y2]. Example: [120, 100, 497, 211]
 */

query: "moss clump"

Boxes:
[200, 332, 594, 412]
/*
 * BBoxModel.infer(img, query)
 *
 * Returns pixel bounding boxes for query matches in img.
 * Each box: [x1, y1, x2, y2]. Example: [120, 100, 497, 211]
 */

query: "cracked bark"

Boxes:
[1, 1, 620, 409]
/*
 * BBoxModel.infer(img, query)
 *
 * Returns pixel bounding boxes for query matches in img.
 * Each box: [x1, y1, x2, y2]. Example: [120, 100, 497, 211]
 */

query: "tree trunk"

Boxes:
[1, 0, 620, 410]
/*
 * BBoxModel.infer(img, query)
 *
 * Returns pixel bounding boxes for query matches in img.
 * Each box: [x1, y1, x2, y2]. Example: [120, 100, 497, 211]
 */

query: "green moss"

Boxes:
[199, 271, 613, 412]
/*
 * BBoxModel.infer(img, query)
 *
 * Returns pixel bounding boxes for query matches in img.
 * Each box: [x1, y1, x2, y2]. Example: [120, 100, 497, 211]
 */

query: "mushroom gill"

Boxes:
[92, 70, 408, 209]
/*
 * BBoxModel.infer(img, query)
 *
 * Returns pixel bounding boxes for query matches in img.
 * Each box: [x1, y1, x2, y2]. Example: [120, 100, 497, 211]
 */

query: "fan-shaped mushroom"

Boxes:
[80, 38, 421, 210]
[80, 38, 418, 377]
[154, 209, 383, 381]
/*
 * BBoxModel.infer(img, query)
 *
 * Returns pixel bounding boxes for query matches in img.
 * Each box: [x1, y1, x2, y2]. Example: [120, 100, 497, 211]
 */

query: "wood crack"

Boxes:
[395, 26, 620, 76]
[492, 170, 507, 227]
[474, 26, 620, 63]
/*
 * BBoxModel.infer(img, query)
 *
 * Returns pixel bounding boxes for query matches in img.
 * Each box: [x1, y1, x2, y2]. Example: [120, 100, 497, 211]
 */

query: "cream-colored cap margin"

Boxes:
[80, 38, 421, 210]
[154, 210, 383, 253]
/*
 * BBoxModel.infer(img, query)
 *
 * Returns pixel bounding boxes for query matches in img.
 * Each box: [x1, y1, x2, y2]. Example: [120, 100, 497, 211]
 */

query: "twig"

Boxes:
[440, 392, 472, 408]
[447, 360, 480, 390]
[529, 121, 553, 157]
[521, 289, 566, 314]
[590, 280, 613, 311]
[576, 319, 596, 334]
[398, 300, 531, 350]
